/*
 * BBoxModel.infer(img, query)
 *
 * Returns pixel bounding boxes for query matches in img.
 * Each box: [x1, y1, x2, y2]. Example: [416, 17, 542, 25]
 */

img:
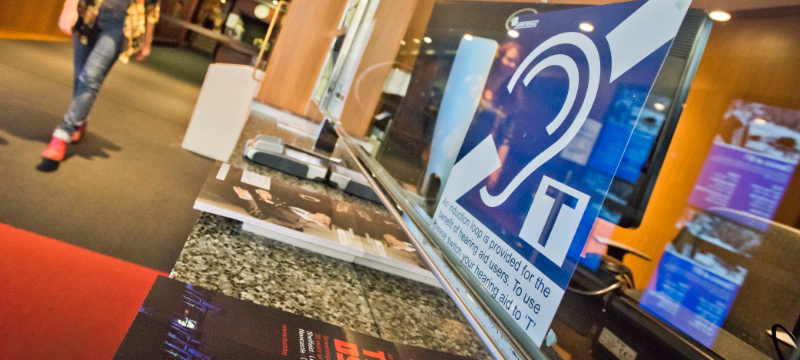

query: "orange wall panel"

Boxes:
[610, 11, 800, 288]
[0, 0, 69, 40]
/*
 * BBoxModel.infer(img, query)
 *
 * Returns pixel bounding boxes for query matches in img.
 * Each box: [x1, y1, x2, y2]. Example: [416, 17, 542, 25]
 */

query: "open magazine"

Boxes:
[194, 161, 437, 286]
[115, 276, 471, 360]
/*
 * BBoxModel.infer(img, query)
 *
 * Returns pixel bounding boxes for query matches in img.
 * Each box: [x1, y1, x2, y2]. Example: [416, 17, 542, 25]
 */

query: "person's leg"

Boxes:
[72, 33, 93, 97]
[52, 17, 124, 144]
[67, 31, 96, 143]
[41, 30, 99, 164]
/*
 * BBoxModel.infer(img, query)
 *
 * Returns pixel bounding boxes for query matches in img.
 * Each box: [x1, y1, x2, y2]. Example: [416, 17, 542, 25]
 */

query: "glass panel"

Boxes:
[332, 1, 800, 360]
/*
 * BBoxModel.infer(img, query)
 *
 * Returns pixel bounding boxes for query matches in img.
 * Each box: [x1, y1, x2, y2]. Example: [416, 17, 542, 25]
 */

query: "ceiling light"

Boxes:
[709, 11, 731, 21]
[400, 40, 406, 45]
[753, 118, 768, 125]
[254, 4, 270, 19]
[463, 34, 473, 41]
[579, 22, 594, 32]
[272, 0, 278, 4]
[654, 103, 665, 111]
[423, 37, 432, 43]
[507, 29, 519, 38]
[413, 38, 421, 44]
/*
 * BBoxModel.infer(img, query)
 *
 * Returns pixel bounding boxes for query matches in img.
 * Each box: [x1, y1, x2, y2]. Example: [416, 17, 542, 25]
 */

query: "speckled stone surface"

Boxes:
[355, 265, 493, 360]
[171, 212, 379, 336]
[171, 212, 492, 358]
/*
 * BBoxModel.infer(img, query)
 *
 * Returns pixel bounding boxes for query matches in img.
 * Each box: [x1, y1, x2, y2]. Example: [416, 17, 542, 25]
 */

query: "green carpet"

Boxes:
[0, 40, 214, 272]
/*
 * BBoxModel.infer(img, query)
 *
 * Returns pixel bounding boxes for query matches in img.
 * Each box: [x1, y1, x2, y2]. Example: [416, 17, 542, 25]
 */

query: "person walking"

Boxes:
[41, 0, 160, 165]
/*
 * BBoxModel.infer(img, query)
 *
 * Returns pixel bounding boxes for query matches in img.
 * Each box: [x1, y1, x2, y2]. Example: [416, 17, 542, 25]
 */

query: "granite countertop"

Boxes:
[171, 111, 492, 359]
[172, 213, 492, 359]
[171, 213, 378, 336]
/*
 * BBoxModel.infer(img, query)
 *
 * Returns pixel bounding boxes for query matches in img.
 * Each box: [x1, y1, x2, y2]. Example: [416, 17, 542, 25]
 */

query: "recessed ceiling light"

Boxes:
[709, 11, 731, 21]
[423, 37, 432, 43]
[413, 38, 421, 44]
[753, 118, 768, 125]
[463, 34, 473, 41]
[579, 23, 594, 32]
[400, 40, 406, 45]
[654, 103, 665, 111]
[507, 30, 520, 38]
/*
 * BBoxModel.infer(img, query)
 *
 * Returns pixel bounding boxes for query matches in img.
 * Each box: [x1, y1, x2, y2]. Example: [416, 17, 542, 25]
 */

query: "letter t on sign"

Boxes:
[519, 176, 590, 267]
[538, 186, 579, 248]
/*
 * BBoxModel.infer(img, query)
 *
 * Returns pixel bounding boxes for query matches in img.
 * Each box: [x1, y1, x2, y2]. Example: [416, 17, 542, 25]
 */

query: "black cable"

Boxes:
[566, 281, 622, 296]
[622, 271, 635, 289]
[772, 323, 798, 360]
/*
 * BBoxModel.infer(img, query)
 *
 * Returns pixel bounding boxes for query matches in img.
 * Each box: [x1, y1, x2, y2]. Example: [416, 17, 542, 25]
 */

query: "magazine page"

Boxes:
[331, 199, 365, 252]
[197, 162, 432, 279]
[350, 204, 428, 270]
[196, 162, 342, 248]
[114, 276, 472, 360]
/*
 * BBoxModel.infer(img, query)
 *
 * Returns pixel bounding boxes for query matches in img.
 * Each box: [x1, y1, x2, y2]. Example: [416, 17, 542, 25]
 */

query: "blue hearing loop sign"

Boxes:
[432, 0, 690, 347]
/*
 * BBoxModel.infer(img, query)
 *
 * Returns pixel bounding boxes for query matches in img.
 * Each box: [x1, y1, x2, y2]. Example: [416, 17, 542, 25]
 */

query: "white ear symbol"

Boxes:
[479, 32, 601, 208]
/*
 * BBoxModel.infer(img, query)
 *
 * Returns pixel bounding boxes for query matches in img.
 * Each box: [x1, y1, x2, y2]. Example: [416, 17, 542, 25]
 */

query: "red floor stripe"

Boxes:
[0, 223, 167, 360]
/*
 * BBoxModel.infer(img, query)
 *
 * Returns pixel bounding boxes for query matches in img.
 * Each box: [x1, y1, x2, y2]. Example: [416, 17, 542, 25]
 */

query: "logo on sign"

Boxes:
[514, 19, 540, 29]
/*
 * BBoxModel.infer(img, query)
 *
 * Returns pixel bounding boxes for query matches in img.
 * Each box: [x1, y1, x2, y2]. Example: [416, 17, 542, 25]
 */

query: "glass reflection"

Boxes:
[356, 1, 800, 359]
[374, 2, 580, 213]
[640, 99, 800, 351]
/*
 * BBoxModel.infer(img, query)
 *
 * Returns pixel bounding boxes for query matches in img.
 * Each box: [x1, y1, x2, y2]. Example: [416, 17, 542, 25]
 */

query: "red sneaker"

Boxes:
[42, 137, 67, 162]
[70, 123, 87, 143]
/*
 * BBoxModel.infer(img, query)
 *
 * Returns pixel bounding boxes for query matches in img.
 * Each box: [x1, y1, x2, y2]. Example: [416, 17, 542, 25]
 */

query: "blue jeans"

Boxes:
[53, 10, 125, 142]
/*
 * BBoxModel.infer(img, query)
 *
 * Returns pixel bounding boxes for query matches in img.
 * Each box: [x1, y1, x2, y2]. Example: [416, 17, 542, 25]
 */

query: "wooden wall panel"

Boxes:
[0, 0, 69, 40]
[338, 0, 421, 136]
[254, 0, 349, 119]
[255, 0, 793, 136]
[609, 11, 800, 288]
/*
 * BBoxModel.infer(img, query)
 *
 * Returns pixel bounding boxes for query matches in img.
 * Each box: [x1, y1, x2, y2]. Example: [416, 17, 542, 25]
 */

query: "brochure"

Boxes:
[115, 276, 471, 360]
[195, 162, 436, 286]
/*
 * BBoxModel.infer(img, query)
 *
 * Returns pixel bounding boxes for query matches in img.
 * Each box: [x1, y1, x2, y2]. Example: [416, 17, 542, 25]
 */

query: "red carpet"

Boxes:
[0, 223, 166, 360]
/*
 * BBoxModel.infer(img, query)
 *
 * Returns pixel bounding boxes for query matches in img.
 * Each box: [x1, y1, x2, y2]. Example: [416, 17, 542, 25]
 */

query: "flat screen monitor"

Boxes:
[598, 10, 713, 228]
